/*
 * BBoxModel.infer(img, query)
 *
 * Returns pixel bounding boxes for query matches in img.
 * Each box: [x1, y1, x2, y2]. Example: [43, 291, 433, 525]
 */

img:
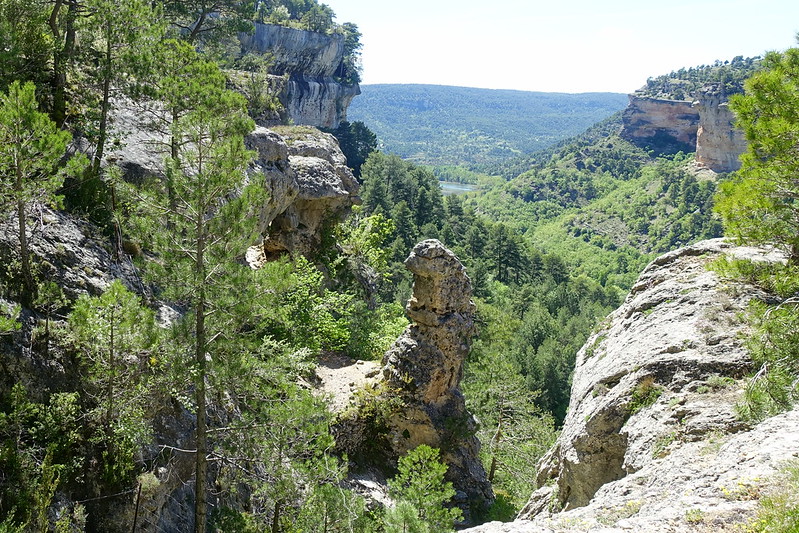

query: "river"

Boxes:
[439, 181, 479, 196]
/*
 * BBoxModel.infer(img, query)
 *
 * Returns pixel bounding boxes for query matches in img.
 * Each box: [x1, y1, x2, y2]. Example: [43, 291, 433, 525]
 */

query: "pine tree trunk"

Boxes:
[15, 155, 33, 305]
[194, 219, 208, 533]
[92, 19, 113, 177]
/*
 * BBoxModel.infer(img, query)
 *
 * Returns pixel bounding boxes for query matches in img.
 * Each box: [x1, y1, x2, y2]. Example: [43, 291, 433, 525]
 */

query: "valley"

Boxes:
[1, 2, 798, 532]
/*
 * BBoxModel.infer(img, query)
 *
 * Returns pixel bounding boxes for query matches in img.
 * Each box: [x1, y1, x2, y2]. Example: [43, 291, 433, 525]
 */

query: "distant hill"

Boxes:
[346, 84, 628, 169]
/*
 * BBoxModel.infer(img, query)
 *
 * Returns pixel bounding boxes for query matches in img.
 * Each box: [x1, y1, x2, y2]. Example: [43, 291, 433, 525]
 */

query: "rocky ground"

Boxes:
[465, 239, 797, 532]
[315, 353, 381, 412]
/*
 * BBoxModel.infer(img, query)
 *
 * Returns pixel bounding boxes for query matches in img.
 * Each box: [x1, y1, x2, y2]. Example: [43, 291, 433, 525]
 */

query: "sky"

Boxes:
[326, 0, 799, 94]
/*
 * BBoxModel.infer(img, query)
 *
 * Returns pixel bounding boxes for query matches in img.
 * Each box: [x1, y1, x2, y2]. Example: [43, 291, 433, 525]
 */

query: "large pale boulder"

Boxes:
[464, 239, 796, 532]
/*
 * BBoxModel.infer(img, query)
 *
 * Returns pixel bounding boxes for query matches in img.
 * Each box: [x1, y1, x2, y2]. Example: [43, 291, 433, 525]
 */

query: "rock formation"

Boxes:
[620, 95, 699, 154]
[110, 105, 359, 261]
[463, 239, 797, 532]
[245, 126, 360, 261]
[694, 89, 747, 172]
[335, 240, 493, 519]
[620, 90, 746, 172]
[381, 240, 493, 513]
[240, 23, 360, 129]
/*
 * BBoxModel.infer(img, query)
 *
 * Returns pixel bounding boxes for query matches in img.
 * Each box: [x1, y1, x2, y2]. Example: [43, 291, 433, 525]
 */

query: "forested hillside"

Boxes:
[2, 0, 797, 528]
[346, 84, 627, 169]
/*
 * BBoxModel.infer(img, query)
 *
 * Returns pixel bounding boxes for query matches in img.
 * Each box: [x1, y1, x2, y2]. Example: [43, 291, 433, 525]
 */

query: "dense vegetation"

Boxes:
[713, 47, 799, 422]
[2, 0, 795, 527]
[637, 55, 761, 99]
[346, 84, 627, 170]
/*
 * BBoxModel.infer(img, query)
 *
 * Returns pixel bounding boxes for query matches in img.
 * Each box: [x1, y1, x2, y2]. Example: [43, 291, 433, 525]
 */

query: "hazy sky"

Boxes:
[326, 0, 799, 94]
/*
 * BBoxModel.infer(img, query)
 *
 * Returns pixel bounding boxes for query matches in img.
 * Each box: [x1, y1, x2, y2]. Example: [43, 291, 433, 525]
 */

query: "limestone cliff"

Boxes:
[620, 95, 699, 154]
[245, 125, 360, 261]
[240, 23, 360, 128]
[694, 89, 747, 172]
[111, 106, 359, 260]
[620, 89, 746, 172]
[464, 239, 797, 533]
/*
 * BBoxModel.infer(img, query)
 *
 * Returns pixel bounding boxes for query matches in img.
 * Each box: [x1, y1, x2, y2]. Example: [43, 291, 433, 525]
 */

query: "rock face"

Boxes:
[245, 126, 360, 261]
[694, 91, 747, 172]
[380, 240, 493, 514]
[620, 91, 746, 172]
[464, 239, 797, 532]
[110, 106, 359, 260]
[0, 207, 142, 301]
[620, 95, 699, 154]
[335, 240, 493, 518]
[240, 23, 360, 128]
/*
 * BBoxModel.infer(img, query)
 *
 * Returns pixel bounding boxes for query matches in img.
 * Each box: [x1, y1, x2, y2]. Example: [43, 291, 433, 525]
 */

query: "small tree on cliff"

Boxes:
[716, 47, 799, 264]
[0, 81, 74, 304]
[387, 445, 462, 533]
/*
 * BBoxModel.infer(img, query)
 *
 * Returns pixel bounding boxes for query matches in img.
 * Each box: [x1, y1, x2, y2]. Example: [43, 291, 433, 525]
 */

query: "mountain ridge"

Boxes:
[346, 84, 628, 168]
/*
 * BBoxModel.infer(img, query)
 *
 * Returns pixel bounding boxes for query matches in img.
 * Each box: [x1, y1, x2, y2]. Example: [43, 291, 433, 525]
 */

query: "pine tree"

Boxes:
[124, 62, 260, 531]
[717, 47, 799, 264]
[387, 445, 462, 533]
[0, 81, 73, 304]
[68, 280, 157, 483]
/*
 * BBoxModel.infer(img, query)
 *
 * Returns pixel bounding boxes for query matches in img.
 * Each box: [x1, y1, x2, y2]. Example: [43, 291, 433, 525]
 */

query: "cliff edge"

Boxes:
[465, 239, 797, 532]
[240, 23, 360, 129]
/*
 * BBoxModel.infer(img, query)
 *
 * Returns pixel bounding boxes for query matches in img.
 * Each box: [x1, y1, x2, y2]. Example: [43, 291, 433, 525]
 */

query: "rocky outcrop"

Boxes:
[694, 90, 747, 172]
[380, 240, 492, 514]
[240, 23, 360, 128]
[620, 90, 746, 171]
[335, 240, 493, 519]
[110, 105, 359, 260]
[620, 95, 699, 153]
[464, 239, 795, 532]
[246, 125, 360, 261]
[0, 207, 142, 301]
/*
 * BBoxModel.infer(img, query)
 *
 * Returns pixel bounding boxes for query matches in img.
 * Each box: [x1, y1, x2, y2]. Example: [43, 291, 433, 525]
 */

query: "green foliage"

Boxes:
[736, 300, 799, 421]
[639, 56, 760, 100]
[252, 256, 354, 352]
[348, 85, 627, 169]
[67, 280, 157, 483]
[0, 385, 81, 529]
[0, 80, 74, 302]
[163, 0, 254, 45]
[711, 48, 799, 422]
[717, 48, 799, 264]
[388, 445, 462, 533]
[463, 337, 557, 510]
[324, 121, 377, 177]
[0, 301, 20, 335]
[628, 377, 664, 414]
[0, 0, 52, 94]
[229, 53, 284, 119]
[346, 301, 408, 360]
[746, 460, 799, 532]
[384, 501, 429, 533]
[296, 482, 374, 533]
